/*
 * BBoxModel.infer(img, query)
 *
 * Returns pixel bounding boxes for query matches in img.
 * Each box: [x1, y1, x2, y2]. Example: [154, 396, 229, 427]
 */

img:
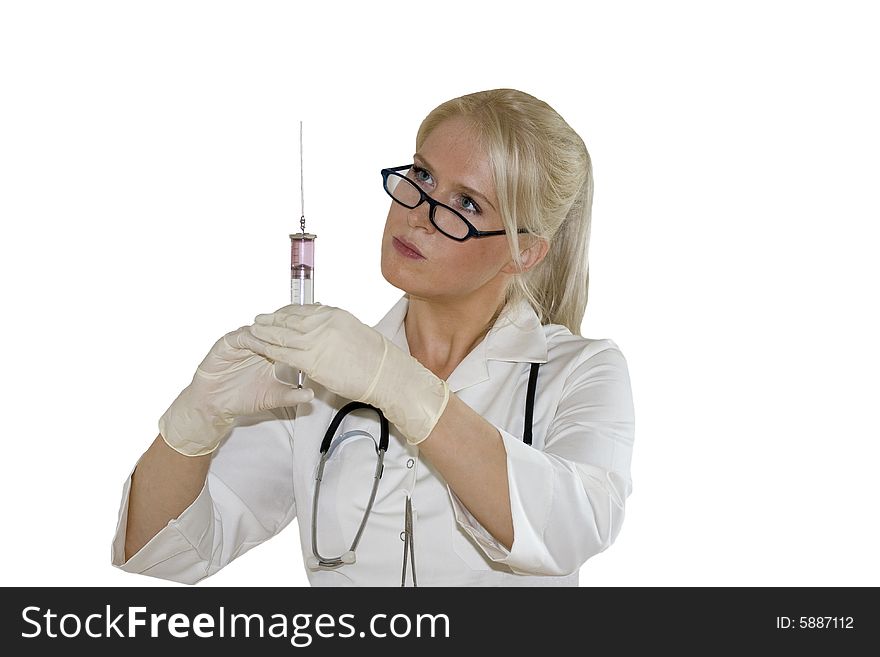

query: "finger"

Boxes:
[255, 303, 334, 326]
[223, 326, 267, 352]
[220, 326, 254, 350]
[257, 303, 325, 321]
[234, 330, 309, 370]
[255, 308, 333, 333]
[248, 323, 310, 349]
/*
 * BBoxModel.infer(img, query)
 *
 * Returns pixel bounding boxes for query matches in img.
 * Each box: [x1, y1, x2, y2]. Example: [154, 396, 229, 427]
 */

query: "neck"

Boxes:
[404, 290, 506, 380]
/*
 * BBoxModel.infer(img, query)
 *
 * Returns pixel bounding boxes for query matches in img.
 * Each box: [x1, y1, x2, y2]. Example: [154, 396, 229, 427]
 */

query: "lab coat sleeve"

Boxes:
[110, 407, 299, 584]
[448, 343, 635, 576]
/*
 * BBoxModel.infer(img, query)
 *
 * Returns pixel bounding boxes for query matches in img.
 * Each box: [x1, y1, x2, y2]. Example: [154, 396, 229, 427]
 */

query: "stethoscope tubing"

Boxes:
[309, 402, 389, 569]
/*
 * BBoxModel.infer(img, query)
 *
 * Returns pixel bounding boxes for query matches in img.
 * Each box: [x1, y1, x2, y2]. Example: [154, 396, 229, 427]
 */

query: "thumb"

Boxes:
[263, 384, 314, 410]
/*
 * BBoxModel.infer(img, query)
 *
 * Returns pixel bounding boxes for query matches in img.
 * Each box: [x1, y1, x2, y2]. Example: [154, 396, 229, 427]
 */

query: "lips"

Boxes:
[393, 236, 425, 259]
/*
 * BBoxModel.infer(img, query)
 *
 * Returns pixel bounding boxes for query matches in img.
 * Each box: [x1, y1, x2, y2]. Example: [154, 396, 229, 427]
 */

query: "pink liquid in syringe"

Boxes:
[290, 234, 316, 305]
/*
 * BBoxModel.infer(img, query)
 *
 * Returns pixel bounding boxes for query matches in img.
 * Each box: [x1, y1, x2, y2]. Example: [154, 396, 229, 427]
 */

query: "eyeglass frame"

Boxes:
[381, 164, 529, 242]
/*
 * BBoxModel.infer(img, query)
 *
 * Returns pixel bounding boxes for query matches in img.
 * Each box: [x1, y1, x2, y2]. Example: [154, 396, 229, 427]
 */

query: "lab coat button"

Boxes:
[406, 458, 415, 469]
[400, 531, 406, 542]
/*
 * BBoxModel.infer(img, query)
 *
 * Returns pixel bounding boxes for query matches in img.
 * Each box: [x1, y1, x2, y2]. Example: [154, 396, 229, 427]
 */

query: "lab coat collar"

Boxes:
[372, 294, 548, 393]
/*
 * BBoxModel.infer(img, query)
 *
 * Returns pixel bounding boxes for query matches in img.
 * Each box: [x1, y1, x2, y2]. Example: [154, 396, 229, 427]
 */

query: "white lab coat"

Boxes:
[111, 294, 635, 586]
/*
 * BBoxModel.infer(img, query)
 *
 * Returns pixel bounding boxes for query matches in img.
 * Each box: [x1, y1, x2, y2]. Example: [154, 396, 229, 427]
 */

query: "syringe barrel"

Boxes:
[291, 233, 316, 270]
[289, 233, 316, 388]
[290, 233, 316, 305]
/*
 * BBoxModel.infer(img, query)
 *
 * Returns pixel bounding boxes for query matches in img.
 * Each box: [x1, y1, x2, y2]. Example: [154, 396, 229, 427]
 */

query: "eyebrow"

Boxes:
[412, 153, 497, 212]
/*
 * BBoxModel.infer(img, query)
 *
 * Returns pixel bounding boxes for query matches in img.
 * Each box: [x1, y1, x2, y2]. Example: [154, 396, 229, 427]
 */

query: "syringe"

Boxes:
[273, 121, 316, 388]
[289, 231, 316, 387]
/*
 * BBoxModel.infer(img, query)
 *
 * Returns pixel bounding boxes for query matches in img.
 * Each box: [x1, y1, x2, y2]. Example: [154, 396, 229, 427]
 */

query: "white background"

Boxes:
[1, 0, 877, 587]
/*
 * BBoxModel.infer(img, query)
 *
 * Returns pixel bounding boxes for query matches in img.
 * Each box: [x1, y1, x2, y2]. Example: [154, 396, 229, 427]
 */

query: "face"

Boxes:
[380, 116, 517, 303]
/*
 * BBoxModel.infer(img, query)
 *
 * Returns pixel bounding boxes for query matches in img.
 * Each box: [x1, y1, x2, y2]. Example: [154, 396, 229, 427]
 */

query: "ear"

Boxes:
[501, 236, 550, 275]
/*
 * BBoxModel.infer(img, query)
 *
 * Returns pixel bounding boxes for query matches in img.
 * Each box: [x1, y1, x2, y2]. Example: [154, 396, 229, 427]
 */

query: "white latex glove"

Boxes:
[159, 325, 315, 457]
[239, 304, 450, 445]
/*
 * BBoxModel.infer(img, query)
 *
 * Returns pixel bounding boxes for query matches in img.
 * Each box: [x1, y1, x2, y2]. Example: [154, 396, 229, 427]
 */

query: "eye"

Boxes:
[458, 195, 481, 215]
[410, 165, 433, 189]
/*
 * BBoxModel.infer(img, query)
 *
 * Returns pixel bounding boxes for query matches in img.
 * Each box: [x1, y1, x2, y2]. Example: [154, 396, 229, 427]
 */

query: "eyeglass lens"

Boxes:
[386, 169, 471, 240]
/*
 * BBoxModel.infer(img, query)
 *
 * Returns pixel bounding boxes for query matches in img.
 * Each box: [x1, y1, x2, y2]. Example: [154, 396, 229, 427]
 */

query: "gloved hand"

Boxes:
[240, 304, 450, 445]
[159, 325, 315, 457]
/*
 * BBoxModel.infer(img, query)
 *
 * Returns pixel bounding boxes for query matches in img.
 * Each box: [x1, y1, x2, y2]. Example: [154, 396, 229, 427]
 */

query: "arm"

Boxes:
[425, 344, 636, 576]
[111, 408, 300, 584]
[124, 433, 211, 560]
[417, 394, 514, 549]
[112, 321, 311, 582]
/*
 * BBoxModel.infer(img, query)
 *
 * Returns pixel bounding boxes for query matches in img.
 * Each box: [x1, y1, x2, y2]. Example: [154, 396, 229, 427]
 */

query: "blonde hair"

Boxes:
[416, 89, 593, 336]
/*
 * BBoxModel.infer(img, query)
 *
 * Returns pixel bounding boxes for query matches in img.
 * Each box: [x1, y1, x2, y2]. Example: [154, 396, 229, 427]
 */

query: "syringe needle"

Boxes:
[299, 120, 306, 234]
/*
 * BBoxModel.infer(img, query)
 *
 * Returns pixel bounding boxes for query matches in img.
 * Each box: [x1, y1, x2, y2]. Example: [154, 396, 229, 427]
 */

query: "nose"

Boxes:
[406, 198, 435, 233]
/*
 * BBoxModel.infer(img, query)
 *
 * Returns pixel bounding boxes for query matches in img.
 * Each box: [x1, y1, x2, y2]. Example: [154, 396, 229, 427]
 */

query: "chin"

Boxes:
[381, 269, 414, 296]
[382, 257, 432, 298]
[380, 253, 406, 292]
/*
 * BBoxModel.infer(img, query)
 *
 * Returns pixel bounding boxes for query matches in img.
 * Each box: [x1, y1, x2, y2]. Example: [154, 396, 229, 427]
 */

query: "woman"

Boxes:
[112, 88, 636, 586]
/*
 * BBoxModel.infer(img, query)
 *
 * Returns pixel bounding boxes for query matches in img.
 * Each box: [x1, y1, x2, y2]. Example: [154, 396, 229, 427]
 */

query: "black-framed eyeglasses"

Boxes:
[381, 164, 529, 242]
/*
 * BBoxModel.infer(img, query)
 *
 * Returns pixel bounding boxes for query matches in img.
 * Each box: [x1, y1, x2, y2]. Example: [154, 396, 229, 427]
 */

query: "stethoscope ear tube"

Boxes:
[319, 402, 389, 454]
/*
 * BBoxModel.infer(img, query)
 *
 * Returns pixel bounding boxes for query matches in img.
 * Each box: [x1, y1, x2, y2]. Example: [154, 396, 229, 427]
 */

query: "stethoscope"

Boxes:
[306, 362, 542, 584]
[307, 401, 389, 571]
